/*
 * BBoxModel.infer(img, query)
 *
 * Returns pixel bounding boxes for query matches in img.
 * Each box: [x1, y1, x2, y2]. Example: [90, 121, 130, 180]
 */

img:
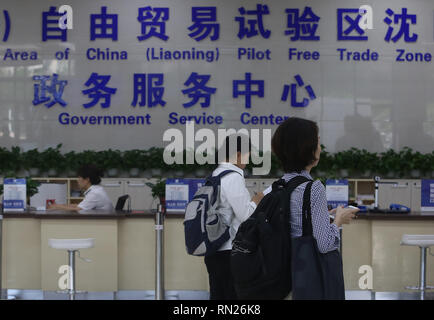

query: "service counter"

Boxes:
[1, 209, 208, 293]
[343, 212, 434, 292]
[1, 210, 434, 294]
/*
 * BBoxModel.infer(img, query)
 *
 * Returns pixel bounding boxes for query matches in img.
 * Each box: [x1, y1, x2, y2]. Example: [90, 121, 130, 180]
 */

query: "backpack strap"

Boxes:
[216, 169, 242, 179]
[205, 169, 241, 186]
[207, 169, 242, 204]
[302, 181, 314, 236]
[273, 175, 312, 229]
[283, 176, 312, 193]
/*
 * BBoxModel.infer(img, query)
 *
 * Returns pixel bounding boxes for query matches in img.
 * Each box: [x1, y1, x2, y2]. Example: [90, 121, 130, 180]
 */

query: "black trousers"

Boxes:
[204, 250, 237, 300]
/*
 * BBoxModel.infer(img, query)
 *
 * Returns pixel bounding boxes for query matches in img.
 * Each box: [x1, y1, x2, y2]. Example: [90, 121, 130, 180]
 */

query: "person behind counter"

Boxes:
[47, 164, 114, 211]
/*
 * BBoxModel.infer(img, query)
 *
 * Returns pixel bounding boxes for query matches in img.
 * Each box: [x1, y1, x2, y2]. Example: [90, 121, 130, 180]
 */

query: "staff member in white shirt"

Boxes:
[205, 134, 264, 300]
[47, 164, 113, 211]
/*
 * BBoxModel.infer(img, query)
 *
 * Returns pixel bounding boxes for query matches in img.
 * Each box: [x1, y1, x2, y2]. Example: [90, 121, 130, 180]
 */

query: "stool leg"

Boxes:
[419, 247, 426, 300]
[68, 250, 76, 300]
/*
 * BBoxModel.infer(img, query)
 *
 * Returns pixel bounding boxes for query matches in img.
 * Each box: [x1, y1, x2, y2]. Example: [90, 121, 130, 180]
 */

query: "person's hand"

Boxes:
[47, 204, 58, 210]
[329, 207, 338, 215]
[252, 192, 264, 205]
[333, 206, 359, 227]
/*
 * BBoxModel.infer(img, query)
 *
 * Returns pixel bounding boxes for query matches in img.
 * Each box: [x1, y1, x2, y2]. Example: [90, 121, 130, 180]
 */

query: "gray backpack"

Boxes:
[183, 170, 240, 256]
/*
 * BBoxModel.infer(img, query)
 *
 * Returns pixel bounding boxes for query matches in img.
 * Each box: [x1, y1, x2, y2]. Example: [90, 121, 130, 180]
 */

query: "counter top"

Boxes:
[2, 209, 434, 220]
[355, 211, 434, 220]
[0, 209, 185, 219]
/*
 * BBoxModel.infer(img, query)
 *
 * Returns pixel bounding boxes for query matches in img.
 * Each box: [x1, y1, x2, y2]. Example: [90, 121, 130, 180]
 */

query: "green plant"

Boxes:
[146, 179, 166, 199]
[203, 147, 218, 173]
[75, 150, 99, 168]
[359, 149, 379, 175]
[64, 151, 79, 175]
[0, 146, 21, 175]
[26, 177, 41, 197]
[0, 146, 432, 180]
[333, 150, 354, 173]
[430, 152, 434, 172]
[348, 148, 363, 176]
[39, 144, 65, 173]
[147, 147, 167, 171]
[21, 148, 44, 171]
[98, 149, 122, 170]
[412, 151, 430, 176]
[190, 148, 216, 176]
[314, 145, 336, 178]
[167, 149, 188, 173]
[376, 149, 401, 175]
[122, 149, 145, 170]
[397, 147, 415, 176]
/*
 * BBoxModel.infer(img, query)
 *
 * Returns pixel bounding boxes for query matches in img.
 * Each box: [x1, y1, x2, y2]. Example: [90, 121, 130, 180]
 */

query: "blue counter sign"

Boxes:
[421, 179, 434, 212]
[2, 178, 27, 212]
[326, 179, 349, 209]
[165, 178, 205, 212]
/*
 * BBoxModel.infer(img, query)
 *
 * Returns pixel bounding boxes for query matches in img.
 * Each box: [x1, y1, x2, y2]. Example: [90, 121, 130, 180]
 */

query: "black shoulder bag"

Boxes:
[291, 181, 346, 300]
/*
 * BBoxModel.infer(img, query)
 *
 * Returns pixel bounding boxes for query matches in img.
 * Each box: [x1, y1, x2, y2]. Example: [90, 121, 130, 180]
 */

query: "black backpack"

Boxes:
[230, 176, 312, 300]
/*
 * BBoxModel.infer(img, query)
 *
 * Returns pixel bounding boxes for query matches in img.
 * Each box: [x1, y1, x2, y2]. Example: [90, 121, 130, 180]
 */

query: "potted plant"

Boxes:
[136, 149, 151, 178]
[430, 152, 434, 178]
[64, 151, 79, 177]
[98, 149, 123, 177]
[378, 149, 401, 178]
[398, 147, 415, 178]
[26, 177, 41, 203]
[359, 150, 378, 178]
[145, 179, 166, 206]
[313, 145, 336, 179]
[123, 149, 144, 177]
[332, 151, 352, 178]
[147, 147, 166, 177]
[170, 149, 187, 178]
[0, 147, 22, 176]
[76, 150, 99, 169]
[40, 144, 65, 176]
[348, 148, 365, 178]
[412, 151, 429, 178]
[21, 148, 44, 177]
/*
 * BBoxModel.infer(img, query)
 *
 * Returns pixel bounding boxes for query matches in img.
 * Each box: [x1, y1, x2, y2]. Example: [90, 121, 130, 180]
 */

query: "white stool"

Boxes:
[401, 234, 434, 300]
[48, 238, 95, 300]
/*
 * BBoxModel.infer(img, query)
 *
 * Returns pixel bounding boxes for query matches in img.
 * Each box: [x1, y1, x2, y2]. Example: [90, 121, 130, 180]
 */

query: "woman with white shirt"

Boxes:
[205, 134, 264, 300]
[47, 164, 113, 211]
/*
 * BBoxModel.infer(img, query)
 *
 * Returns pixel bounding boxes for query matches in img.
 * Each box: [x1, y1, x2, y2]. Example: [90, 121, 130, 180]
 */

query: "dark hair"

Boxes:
[217, 133, 251, 163]
[77, 164, 104, 185]
[271, 117, 319, 173]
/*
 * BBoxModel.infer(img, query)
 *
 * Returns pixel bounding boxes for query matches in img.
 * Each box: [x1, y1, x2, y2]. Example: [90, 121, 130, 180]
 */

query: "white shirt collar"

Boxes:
[217, 162, 245, 177]
[83, 185, 95, 196]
